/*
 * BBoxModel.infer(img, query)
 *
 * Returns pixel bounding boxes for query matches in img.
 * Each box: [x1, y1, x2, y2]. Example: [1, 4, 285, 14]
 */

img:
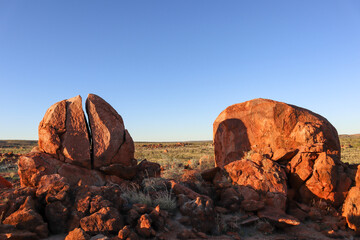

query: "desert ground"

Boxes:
[1, 136, 359, 187]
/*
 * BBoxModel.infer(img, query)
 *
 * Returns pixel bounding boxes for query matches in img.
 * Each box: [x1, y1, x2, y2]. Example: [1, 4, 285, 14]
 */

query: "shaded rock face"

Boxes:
[179, 196, 216, 233]
[3, 196, 49, 238]
[213, 98, 340, 168]
[342, 166, 360, 232]
[214, 99, 350, 207]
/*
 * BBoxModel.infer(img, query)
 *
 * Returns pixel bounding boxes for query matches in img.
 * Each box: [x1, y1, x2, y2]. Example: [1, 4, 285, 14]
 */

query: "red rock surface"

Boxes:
[136, 214, 156, 238]
[224, 157, 287, 211]
[342, 166, 360, 232]
[179, 196, 215, 233]
[38, 99, 66, 158]
[80, 207, 123, 234]
[65, 228, 90, 240]
[213, 98, 340, 167]
[0, 175, 13, 189]
[298, 152, 351, 206]
[342, 186, 360, 232]
[18, 152, 107, 188]
[38, 95, 91, 169]
[258, 208, 300, 228]
[214, 99, 350, 207]
[18, 152, 61, 187]
[3, 196, 48, 238]
[118, 225, 139, 240]
[86, 94, 135, 169]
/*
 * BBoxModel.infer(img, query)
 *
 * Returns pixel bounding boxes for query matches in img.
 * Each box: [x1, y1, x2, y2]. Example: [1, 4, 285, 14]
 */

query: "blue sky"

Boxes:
[0, 1, 359, 141]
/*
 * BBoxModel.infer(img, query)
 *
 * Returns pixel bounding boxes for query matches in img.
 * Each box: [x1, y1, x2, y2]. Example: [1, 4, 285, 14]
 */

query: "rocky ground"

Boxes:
[1, 96, 360, 240]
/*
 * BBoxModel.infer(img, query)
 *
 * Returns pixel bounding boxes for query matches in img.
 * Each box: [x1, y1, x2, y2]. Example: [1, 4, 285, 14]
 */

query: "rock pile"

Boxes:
[1, 97, 360, 239]
[19, 94, 149, 189]
[214, 98, 351, 207]
[212, 98, 359, 234]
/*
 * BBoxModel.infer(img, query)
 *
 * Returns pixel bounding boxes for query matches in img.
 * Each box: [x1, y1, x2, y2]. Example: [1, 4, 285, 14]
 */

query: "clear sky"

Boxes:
[0, 1, 359, 141]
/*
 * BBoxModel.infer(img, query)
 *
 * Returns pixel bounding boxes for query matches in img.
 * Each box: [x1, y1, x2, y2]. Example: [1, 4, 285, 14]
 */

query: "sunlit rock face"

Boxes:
[214, 98, 350, 207]
[213, 98, 340, 168]
[86, 94, 135, 169]
[20, 94, 136, 188]
[38, 95, 91, 169]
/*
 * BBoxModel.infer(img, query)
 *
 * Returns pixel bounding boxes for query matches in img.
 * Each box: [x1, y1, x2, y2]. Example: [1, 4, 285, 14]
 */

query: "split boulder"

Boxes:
[38, 95, 91, 169]
[86, 94, 135, 169]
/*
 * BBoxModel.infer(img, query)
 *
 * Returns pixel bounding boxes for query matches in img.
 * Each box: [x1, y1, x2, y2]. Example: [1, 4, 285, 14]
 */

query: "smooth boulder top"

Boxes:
[213, 98, 340, 168]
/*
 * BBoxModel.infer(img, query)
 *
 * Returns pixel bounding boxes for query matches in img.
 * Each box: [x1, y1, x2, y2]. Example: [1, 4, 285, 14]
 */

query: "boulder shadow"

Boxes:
[215, 118, 251, 167]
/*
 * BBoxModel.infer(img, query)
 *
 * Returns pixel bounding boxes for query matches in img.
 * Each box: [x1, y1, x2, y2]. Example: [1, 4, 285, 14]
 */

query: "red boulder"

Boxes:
[213, 98, 340, 168]
[38, 95, 91, 169]
[86, 94, 135, 169]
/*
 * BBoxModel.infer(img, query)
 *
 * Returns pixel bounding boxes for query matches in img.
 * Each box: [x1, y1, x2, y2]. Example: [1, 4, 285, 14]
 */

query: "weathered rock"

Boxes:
[201, 167, 220, 182]
[65, 227, 90, 240]
[298, 153, 351, 207]
[256, 220, 274, 234]
[18, 152, 106, 188]
[179, 196, 215, 233]
[89, 195, 112, 214]
[100, 163, 137, 180]
[3, 196, 48, 238]
[80, 207, 123, 234]
[38, 99, 66, 158]
[36, 174, 70, 203]
[356, 165, 360, 187]
[272, 148, 298, 162]
[118, 225, 139, 240]
[0, 229, 39, 240]
[86, 94, 135, 169]
[236, 185, 260, 202]
[126, 208, 140, 226]
[136, 214, 156, 238]
[213, 98, 340, 168]
[342, 186, 360, 231]
[224, 158, 287, 211]
[134, 160, 161, 182]
[170, 180, 203, 200]
[289, 152, 316, 189]
[0, 187, 36, 222]
[239, 215, 260, 225]
[18, 152, 62, 187]
[39, 95, 91, 169]
[0, 175, 12, 189]
[258, 208, 300, 228]
[58, 163, 106, 187]
[177, 229, 197, 240]
[111, 130, 136, 167]
[218, 187, 240, 209]
[287, 201, 308, 222]
[45, 201, 69, 234]
[149, 205, 168, 231]
[241, 199, 265, 212]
